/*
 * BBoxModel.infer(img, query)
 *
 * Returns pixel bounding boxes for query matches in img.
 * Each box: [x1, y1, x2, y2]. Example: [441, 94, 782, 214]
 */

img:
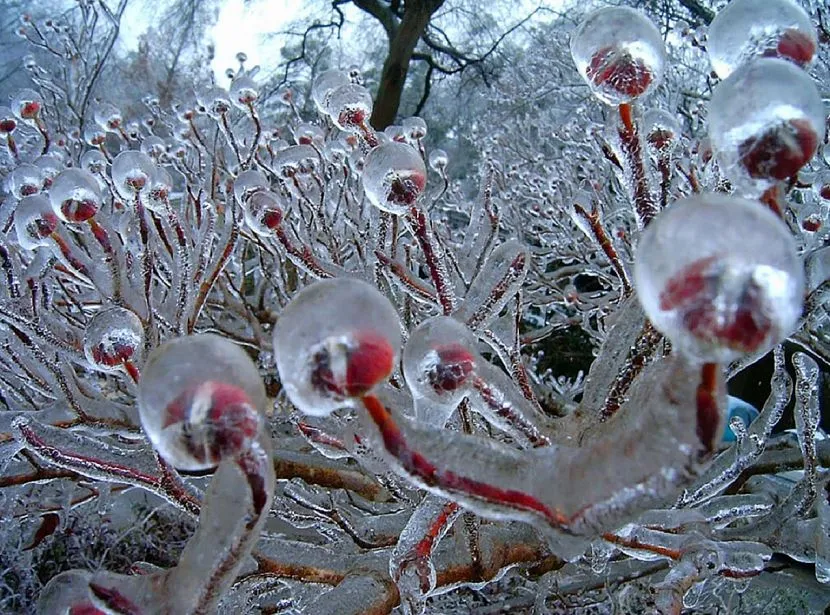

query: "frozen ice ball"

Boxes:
[634, 194, 803, 363]
[14, 194, 58, 250]
[84, 307, 143, 373]
[708, 0, 816, 79]
[362, 142, 426, 214]
[273, 279, 401, 416]
[138, 334, 265, 471]
[49, 168, 101, 223]
[111, 150, 156, 199]
[570, 7, 666, 106]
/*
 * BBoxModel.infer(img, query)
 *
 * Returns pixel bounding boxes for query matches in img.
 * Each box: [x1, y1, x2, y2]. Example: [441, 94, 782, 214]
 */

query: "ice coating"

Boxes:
[428, 149, 448, 172]
[111, 150, 156, 199]
[137, 334, 265, 471]
[243, 190, 284, 236]
[230, 75, 258, 109]
[83, 307, 144, 373]
[232, 169, 268, 204]
[324, 83, 373, 132]
[403, 316, 478, 409]
[709, 59, 823, 189]
[402, 116, 427, 140]
[140, 135, 166, 159]
[11, 88, 43, 123]
[93, 102, 122, 131]
[273, 278, 401, 416]
[707, 0, 816, 79]
[80, 150, 107, 174]
[14, 194, 58, 250]
[362, 142, 427, 214]
[35, 156, 61, 188]
[634, 194, 803, 363]
[49, 168, 101, 223]
[7, 163, 42, 198]
[146, 166, 173, 213]
[643, 108, 681, 152]
[311, 70, 351, 115]
[273, 144, 319, 177]
[570, 7, 666, 106]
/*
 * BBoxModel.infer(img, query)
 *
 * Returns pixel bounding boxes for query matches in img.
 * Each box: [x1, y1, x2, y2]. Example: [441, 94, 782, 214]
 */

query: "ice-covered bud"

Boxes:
[233, 169, 268, 205]
[140, 135, 166, 160]
[362, 142, 427, 214]
[273, 279, 401, 416]
[274, 145, 318, 178]
[0, 106, 17, 134]
[294, 123, 325, 146]
[709, 59, 823, 186]
[402, 116, 427, 140]
[403, 316, 477, 406]
[230, 75, 258, 109]
[80, 150, 107, 175]
[324, 83, 373, 132]
[570, 7, 666, 105]
[15, 194, 58, 250]
[111, 150, 156, 199]
[49, 168, 101, 223]
[84, 125, 107, 147]
[428, 149, 448, 172]
[93, 102, 123, 131]
[83, 307, 143, 373]
[643, 109, 681, 152]
[7, 163, 43, 198]
[311, 70, 351, 115]
[11, 88, 43, 123]
[138, 334, 265, 471]
[708, 0, 816, 79]
[146, 167, 173, 212]
[35, 156, 61, 189]
[634, 194, 803, 363]
[243, 190, 284, 236]
[200, 87, 231, 117]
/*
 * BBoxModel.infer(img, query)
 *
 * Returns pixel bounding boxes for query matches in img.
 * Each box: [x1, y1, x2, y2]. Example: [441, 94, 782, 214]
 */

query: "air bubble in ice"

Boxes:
[49, 168, 101, 223]
[273, 279, 401, 416]
[707, 0, 816, 79]
[709, 59, 823, 188]
[83, 307, 143, 373]
[138, 334, 265, 471]
[634, 194, 803, 363]
[570, 7, 666, 106]
[362, 142, 427, 214]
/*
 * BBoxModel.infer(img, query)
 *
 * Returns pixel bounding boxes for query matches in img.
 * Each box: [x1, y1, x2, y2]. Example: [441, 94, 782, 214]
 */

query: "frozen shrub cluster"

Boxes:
[0, 1, 829, 613]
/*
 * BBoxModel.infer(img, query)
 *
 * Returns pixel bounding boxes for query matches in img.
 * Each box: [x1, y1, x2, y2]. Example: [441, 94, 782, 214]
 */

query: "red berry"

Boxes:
[388, 172, 426, 207]
[61, 199, 98, 223]
[660, 256, 773, 354]
[647, 128, 674, 150]
[91, 339, 135, 368]
[802, 215, 822, 233]
[819, 184, 830, 201]
[586, 46, 652, 99]
[738, 118, 818, 181]
[426, 343, 476, 393]
[338, 108, 366, 128]
[0, 119, 16, 134]
[20, 101, 40, 120]
[761, 28, 816, 67]
[310, 331, 395, 399]
[69, 604, 106, 615]
[262, 209, 282, 229]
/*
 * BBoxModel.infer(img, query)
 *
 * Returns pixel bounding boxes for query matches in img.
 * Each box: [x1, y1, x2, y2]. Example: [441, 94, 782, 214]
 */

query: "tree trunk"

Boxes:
[370, 0, 443, 130]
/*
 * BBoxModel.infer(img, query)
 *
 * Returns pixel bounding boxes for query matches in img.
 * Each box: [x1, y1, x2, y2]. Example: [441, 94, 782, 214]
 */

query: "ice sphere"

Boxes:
[428, 149, 448, 172]
[230, 75, 258, 109]
[242, 190, 283, 236]
[138, 334, 265, 471]
[273, 279, 401, 416]
[111, 150, 156, 199]
[140, 135, 167, 159]
[294, 123, 325, 146]
[49, 168, 101, 223]
[723, 396, 759, 442]
[402, 116, 427, 140]
[11, 88, 43, 123]
[643, 108, 681, 152]
[93, 101, 123, 131]
[35, 156, 61, 188]
[634, 194, 803, 363]
[80, 149, 107, 174]
[84, 307, 144, 373]
[273, 144, 319, 177]
[84, 124, 107, 146]
[324, 83, 373, 132]
[200, 86, 232, 117]
[146, 166, 173, 212]
[709, 59, 823, 187]
[570, 7, 666, 106]
[14, 194, 58, 250]
[311, 70, 351, 115]
[362, 142, 426, 214]
[7, 163, 42, 198]
[403, 316, 477, 409]
[233, 169, 268, 204]
[708, 0, 816, 79]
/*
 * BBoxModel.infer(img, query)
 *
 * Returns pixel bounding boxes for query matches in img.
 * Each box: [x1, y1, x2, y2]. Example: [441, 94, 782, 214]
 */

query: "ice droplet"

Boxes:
[84, 307, 144, 373]
[111, 150, 156, 199]
[49, 168, 101, 223]
[362, 142, 427, 214]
